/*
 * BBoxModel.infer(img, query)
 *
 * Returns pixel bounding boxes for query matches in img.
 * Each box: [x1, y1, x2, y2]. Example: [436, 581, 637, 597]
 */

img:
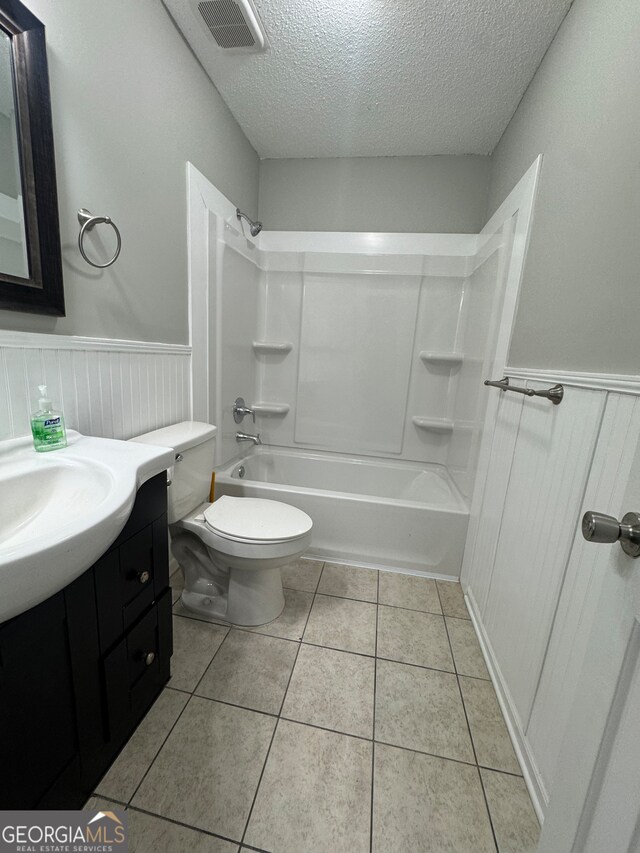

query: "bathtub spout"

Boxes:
[236, 431, 262, 446]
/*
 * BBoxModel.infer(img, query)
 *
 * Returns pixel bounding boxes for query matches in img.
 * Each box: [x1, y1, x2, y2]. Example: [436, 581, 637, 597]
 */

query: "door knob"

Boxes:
[582, 511, 640, 558]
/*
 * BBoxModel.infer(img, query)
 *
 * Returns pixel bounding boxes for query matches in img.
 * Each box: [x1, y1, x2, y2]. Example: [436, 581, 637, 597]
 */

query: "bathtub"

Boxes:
[215, 447, 469, 578]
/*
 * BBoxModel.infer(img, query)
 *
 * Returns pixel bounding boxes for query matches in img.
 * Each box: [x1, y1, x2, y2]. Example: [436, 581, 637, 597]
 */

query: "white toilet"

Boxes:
[130, 421, 313, 626]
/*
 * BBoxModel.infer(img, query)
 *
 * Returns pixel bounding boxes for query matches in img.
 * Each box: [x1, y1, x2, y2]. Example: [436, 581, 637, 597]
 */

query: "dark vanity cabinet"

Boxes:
[0, 473, 172, 808]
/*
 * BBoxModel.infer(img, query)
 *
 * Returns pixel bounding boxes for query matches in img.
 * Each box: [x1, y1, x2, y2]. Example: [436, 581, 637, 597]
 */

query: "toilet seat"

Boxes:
[204, 495, 312, 544]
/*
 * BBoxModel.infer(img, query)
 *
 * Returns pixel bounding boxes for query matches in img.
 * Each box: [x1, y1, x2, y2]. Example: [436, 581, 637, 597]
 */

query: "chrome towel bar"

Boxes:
[484, 376, 564, 405]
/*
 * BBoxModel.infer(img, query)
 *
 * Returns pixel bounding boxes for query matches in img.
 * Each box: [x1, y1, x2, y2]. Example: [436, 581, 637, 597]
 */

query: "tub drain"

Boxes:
[237, 465, 245, 478]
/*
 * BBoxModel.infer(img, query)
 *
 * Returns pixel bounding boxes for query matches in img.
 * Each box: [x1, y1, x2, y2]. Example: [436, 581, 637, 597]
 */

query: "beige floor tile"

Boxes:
[437, 580, 470, 619]
[196, 629, 298, 714]
[376, 605, 454, 671]
[281, 557, 324, 592]
[84, 794, 124, 810]
[132, 697, 275, 840]
[375, 659, 474, 763]
[127, 808, 239, 853]
[459, 676, 521, 774]
[446, 616, 490, 679]
[282, 644, 375, 738]
[378, 572, 441, 613]
[170, 567, 184, 605]
[170, 616, 228, 692]
[245, 719, 372, 853]
[481, 768, 540, 853]
[95, 688, 188, 802]
[373, 744, 495, 853]
[303, 594, 377, 656]
[245, 588, 314, 640]
[317, 563, 378, 603]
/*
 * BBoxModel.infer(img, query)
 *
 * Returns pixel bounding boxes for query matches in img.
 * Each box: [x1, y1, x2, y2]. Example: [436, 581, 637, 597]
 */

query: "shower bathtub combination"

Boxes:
[216, 446, 469, 578]
[190, 166, 523, 582]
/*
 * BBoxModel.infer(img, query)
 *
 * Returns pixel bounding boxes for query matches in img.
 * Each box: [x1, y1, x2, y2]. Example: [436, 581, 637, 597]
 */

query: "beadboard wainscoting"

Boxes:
[0, 332, 191, 442]
[462, 368, 640, 823]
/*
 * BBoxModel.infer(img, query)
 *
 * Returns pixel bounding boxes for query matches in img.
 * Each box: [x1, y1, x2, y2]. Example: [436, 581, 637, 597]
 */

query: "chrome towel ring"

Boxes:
[77, 208, 122, 268]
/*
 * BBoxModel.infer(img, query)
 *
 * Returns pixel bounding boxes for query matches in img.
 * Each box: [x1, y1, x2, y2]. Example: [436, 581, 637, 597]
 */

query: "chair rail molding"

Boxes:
[0, 330, 191, 355]
[506, 366, 640, 397]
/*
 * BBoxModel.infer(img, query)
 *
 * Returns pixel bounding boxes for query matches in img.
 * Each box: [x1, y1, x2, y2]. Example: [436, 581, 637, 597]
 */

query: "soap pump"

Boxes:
[30, 385, 67, 452]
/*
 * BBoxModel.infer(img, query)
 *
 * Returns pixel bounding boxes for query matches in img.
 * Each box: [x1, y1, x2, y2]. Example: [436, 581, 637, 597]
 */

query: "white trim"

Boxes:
[466, 587, 547, 823]
[505, 366, 640, 396]
[0, 330, 191, 355]
[480, 155, 542, 237]
[462, 155, 542, 590]
[258, 230, 477, 257]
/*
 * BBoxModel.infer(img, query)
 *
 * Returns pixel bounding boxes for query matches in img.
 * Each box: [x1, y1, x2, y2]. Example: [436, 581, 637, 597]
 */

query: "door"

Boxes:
[539, 429, 640, 852]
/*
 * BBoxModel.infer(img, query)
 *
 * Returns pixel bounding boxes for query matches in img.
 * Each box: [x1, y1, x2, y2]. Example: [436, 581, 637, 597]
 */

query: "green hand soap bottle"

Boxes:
[31, 385, 67, 452]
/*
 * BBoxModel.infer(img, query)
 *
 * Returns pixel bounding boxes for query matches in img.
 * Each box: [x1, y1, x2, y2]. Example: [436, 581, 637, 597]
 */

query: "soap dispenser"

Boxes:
[30, 385, 67, 452]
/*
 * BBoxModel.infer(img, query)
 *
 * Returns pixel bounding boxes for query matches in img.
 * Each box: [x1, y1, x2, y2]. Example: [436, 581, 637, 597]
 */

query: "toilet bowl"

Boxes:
[129, 421, 313, 626]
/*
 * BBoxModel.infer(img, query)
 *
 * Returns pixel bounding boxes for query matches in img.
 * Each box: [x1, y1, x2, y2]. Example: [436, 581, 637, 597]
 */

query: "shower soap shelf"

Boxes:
[252, 341, 293, 355]
[252, 403, 290, 416]
[412, 416, 454, 433]
[419, 351, 464, 366]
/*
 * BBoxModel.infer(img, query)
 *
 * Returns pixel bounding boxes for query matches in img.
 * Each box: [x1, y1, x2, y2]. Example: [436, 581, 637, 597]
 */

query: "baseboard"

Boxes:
[465, 587, 548, 824]
[304, 549, 459, 581]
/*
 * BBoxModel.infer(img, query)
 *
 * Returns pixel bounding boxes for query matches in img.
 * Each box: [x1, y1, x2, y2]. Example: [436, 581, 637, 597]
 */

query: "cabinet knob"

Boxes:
[143, 651, 155, 666]
[138, 570, 151, 584]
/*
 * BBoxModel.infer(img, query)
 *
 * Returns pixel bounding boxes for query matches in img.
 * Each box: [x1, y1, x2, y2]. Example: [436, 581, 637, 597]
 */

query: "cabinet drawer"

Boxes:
[126, 604, 159, 688]
[96, 516, 169, 653]
[103, 589, 172, 744]
[120, 524, 156, 626]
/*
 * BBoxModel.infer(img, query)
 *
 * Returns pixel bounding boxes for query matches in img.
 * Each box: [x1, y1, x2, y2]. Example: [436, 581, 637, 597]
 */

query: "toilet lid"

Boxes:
[204, 495, 312, 543]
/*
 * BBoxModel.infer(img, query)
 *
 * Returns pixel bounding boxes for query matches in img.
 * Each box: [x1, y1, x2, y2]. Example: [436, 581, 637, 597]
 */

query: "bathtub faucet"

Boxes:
[236, 431, 262, 446]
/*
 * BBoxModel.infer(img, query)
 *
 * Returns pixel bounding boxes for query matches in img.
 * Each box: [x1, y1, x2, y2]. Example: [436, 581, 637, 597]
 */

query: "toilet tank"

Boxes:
[129, 421, 217, 522]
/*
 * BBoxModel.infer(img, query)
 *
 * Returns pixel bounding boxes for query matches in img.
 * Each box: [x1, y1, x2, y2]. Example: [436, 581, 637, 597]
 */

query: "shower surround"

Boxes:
[188, 163, 534, 577]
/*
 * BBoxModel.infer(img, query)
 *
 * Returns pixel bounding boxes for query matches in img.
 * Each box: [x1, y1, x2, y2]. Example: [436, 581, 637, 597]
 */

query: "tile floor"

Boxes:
[88, 559, 540, 853]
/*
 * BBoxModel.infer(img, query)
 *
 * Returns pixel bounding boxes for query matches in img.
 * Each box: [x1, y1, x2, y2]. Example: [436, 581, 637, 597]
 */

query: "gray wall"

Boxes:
[259, 156, 490, 233]
[489, 0, 640, 374]
[0, 0, 259, 344]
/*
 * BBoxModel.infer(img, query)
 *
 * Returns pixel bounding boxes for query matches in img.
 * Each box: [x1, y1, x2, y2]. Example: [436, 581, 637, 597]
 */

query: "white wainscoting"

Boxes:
[0, 331, 191, 442]
[462, 369, 640, 823]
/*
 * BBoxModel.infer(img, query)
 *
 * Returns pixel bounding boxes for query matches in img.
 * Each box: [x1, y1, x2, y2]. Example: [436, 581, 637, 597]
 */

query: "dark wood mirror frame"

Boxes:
[0, 0, 64, 316]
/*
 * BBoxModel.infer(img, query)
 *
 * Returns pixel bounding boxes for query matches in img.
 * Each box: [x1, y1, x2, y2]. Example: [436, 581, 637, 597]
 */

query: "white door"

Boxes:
[539, 429, 640, 852]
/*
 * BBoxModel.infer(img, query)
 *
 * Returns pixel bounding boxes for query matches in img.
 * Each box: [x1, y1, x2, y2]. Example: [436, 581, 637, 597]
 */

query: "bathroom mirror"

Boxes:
[0, 0, 64, 315]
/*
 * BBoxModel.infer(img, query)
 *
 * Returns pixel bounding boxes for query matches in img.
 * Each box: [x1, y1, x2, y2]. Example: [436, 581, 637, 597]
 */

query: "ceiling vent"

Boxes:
[193, 0, 268, 52]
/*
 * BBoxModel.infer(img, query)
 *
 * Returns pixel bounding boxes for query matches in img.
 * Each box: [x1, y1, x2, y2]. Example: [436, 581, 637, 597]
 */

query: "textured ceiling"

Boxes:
[162, 0, 572, 159]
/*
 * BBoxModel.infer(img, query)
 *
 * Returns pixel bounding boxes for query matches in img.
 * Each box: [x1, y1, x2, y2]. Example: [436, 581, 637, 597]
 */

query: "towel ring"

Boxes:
[77, 208, 122, 268]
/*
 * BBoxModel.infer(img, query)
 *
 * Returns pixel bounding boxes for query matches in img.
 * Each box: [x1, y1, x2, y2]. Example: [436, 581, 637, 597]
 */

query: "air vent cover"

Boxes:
[195, 0, 267, 52]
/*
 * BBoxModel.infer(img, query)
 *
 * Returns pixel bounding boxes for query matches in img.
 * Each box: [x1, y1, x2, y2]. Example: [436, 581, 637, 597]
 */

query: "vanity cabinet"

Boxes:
[0, 472, 172, 808]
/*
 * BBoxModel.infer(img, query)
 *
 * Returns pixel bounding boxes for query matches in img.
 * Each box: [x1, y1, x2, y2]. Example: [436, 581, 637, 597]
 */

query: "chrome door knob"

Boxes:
[582, 511, 640, 558]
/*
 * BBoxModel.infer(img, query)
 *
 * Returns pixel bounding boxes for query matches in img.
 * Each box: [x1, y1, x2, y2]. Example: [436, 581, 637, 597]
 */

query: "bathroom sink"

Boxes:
[0, 431, 174, 625]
